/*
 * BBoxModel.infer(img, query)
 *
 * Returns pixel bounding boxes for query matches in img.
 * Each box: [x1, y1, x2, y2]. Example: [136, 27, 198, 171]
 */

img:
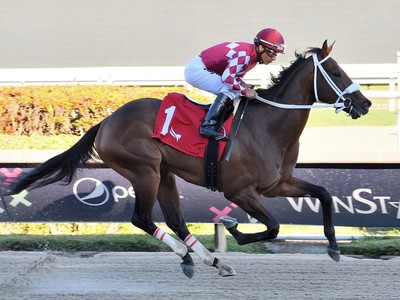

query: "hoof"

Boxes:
[180, 262, 195, 278]
[218, 263, 236, 277]
[327, 247, 341, 262]
[214, 258, 236, 277]
[219, 216, 238, 229]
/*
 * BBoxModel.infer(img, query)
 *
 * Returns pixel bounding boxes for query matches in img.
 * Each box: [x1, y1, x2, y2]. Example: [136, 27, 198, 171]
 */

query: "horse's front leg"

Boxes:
[221, 187, 281, 245]
[269, 176, 340, 261]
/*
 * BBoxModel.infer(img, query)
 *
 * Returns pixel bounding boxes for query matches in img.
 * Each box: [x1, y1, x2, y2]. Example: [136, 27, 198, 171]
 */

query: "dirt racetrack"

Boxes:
[0, 251, 398, 300]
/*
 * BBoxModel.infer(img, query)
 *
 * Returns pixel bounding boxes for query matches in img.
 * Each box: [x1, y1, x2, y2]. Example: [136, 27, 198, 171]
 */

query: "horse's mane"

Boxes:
[268, 47, 321, 91]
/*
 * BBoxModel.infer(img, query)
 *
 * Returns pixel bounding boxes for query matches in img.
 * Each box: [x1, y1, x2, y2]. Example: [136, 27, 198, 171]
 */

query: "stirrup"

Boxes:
[200, 126, 229, 141]
[215, 127, 229, 141]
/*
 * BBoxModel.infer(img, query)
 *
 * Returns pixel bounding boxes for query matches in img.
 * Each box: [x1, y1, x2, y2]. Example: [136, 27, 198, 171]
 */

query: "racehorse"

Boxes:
[0, 41, 371, 278]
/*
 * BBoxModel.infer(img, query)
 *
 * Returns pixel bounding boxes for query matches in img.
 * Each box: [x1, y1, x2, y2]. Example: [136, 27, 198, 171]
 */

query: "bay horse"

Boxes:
[1, 41, 371, 278]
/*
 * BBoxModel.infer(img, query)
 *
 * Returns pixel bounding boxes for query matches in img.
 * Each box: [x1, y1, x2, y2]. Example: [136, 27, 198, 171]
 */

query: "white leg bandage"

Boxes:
[184, 234, 215, 266]
[153, 228, 187, 258]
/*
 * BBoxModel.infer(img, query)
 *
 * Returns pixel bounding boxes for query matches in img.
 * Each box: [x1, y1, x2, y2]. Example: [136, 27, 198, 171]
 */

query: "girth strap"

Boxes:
[204, 138, 219, 191]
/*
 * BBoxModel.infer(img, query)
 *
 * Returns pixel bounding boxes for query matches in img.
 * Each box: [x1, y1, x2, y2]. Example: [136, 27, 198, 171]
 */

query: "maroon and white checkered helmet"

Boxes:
[254, 28, 286, 54]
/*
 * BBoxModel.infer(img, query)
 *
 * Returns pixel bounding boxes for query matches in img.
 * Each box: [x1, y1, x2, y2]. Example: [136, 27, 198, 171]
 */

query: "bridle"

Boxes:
[312, 53, 359, 112]
[227, 53, 360, 162]
[255, 53, 360, 113]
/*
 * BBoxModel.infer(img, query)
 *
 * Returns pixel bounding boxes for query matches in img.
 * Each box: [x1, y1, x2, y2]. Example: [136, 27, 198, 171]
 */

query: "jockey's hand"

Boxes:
[241, 82, 254, 90]
[245, 88, 258, 99]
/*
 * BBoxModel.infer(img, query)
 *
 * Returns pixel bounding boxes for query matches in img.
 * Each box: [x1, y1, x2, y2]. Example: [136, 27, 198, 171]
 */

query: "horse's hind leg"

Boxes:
[157, 167, 236, 277]
[122, 167, 192, 275]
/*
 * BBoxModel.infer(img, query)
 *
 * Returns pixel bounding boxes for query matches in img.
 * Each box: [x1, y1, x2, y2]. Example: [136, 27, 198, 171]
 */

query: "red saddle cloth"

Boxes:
[152, 93, 233, 160]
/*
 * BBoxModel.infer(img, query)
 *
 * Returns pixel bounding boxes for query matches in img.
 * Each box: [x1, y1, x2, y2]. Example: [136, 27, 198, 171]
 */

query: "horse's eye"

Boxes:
[332, 71, 340, 78]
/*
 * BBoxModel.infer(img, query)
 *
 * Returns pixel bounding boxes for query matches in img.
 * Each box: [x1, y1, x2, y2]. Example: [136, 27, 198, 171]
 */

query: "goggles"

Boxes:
[264, 47, 278, 58]
[258, 38, 286, 54]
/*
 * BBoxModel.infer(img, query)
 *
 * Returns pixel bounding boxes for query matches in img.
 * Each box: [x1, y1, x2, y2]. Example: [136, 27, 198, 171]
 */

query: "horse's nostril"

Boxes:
[364, 100, 372, 109]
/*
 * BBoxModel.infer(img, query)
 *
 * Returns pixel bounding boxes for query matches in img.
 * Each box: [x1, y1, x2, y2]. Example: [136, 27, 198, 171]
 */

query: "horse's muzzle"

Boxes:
[345, 96, 372, 119]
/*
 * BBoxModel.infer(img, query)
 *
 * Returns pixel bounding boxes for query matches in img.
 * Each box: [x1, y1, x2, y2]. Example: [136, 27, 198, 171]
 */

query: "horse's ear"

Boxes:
[321, 40, 335, 57]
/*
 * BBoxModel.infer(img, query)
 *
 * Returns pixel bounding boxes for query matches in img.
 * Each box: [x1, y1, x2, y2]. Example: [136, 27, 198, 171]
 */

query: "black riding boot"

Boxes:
[200, 93, 232, 141]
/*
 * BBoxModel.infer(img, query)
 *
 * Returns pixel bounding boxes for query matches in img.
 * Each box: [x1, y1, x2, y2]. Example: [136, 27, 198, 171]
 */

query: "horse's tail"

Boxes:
[1, 122, 102, 196]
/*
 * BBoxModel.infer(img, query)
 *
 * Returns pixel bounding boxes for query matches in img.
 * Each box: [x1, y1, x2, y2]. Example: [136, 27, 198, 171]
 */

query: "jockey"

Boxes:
[184, 28, 285, 141]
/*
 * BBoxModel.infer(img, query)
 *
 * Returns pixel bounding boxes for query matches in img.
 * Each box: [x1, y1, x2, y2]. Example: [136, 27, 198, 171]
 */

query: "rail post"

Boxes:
[214, 223, 227, 253]
[397, 51, 400, 148]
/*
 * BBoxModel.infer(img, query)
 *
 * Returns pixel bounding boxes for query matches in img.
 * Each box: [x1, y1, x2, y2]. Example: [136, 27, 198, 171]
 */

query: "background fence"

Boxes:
[1, 164, 399, 227]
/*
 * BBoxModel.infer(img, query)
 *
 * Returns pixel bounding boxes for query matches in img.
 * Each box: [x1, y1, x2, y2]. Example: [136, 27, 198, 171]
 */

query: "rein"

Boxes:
[255, 53, 360, 113]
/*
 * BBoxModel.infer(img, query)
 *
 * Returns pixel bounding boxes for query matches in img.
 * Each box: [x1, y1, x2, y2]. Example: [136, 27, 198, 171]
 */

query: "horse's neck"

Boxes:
[273, 61, 315, 106]
[248, 66, 315, 146]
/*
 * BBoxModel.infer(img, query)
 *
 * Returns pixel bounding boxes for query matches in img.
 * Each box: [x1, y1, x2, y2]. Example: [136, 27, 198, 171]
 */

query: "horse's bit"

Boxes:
[255, 53, 360, 112]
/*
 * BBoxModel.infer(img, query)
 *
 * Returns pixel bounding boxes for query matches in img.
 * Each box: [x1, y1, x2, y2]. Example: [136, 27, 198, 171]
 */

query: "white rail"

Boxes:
[0, 64, 399, 111]
[0, 63, 398, 90]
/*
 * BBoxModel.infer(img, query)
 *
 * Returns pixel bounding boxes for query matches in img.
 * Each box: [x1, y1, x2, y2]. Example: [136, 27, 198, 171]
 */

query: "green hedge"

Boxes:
[1, 85, 393, 136]
[0, 85, 209, 136]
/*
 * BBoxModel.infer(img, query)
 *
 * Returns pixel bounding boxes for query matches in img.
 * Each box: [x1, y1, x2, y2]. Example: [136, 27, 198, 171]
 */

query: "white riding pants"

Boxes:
[184, 56, 241, 100]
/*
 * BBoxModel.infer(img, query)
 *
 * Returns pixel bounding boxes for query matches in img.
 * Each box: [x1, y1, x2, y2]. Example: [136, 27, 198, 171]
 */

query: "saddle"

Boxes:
[152, 93, 234, 191]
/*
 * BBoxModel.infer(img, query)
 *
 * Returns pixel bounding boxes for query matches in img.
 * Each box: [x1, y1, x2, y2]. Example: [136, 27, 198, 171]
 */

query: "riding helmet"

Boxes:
[254, 28, 286, 54]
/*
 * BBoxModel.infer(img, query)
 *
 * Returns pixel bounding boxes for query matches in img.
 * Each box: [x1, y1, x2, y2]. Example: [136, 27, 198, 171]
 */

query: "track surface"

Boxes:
[0, 251, 398, 299]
